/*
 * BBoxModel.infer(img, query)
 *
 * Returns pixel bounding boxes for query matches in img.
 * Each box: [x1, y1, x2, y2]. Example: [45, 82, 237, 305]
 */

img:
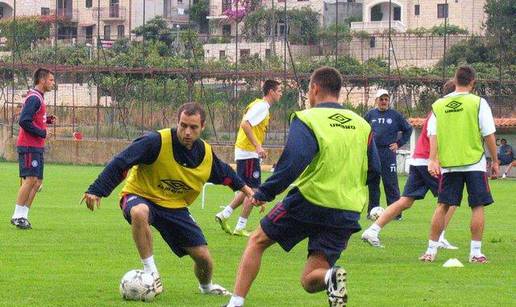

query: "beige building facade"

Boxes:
[351, 0, 486, 34]
[0, 0, 51, 19]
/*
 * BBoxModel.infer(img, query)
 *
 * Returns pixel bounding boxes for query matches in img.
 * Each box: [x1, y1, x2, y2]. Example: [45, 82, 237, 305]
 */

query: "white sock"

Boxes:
[12, 204, 28, 219]
[220, 206, 234, 219]
[199, 282, 213, 291]
[368, 223, 382, 235]
[235, 217, 248, 231]
[142, 255, 158, 273]
[470, 240, 482, 257]
[227, 295, 245, 307]
[439, 231, 446, 242]
[324, 268, 332, 285]
[426, 240, 440, 255]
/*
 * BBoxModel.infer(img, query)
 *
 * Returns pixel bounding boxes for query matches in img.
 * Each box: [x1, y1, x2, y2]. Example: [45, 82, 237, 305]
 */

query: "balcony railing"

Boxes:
[92, 5, 127, 21]
[51, 8, 79, 22]
[164, 7, 190, 24]
[350, 20, 407, 33]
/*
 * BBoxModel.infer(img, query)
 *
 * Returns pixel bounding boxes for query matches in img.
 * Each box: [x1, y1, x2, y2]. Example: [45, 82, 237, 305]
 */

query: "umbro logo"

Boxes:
[158, 179, 192, 194]
[446, 101, 462, 110]
[328, 114, 352, 124]
[445, 101, 463, 113]
[328, 113, 355, 130]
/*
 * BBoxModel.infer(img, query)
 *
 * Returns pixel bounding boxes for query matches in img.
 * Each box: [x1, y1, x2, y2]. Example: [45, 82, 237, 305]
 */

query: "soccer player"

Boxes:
[420, 65, 499, 263]
[498, 139, 514, 178]
[224, 67, 381, 307]
[82, 103, 254, 297]
[365, 89, 412, 220]
[361, 80, 458, 249]
[11, 68, 56, 229]
[215, 80, 282, 237]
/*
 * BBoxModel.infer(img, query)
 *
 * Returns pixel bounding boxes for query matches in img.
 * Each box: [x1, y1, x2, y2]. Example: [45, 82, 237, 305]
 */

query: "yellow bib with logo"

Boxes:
[121, 129, 213, 208]
[235, 99, 270, 151]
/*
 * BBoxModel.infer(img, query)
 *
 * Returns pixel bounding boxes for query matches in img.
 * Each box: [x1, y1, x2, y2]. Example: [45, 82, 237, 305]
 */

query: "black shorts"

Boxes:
[236, 158, 261, 188]
[437, 171, 493, 207]
[402, 165, 439, 200]
[261, 202, 355, 266]
[18, 148, 44, 179]
[120, 194, 207, 257]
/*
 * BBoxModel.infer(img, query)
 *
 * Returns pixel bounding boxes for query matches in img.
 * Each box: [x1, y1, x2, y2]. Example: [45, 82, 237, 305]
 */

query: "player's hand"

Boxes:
[46, 114, 57, 125]
[428, 159, 440, 178]
[241, 185, 254, 199]
[81, 193, 101, 211]
[46, 130, 53, 139]
[256, 145, 267, 159]
[250, 196, 266, 212]
[389, 143, 399, 152]
[490, 160, 500, 179]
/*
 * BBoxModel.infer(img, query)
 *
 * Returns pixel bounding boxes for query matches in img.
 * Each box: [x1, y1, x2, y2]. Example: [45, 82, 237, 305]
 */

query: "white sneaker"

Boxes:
[361, 230, 384, 248]
[199, 283, 232, 296]
[438, 238, 458, 250]
[327, 266, 347, 307]
[502, 173, 507, 179]
[151, 272, 163, 295]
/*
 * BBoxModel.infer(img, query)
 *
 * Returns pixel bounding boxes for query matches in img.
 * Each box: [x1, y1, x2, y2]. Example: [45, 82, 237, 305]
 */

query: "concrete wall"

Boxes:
[0, 0, 51, 18]
[0, 127, 284, 167]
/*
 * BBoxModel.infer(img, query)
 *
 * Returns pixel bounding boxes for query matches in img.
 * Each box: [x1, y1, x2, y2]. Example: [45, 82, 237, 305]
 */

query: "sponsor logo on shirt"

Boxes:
[328, 114, 355, 129]
[158, 179, 192, 194]
[445, 101, 463, 113]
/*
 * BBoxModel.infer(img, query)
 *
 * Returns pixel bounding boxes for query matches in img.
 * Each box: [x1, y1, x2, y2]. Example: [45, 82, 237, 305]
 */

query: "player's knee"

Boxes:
[300, 276, 319, 293]
[130, 205, 149, 223]
[248, 230, 269, 249]
[33, 180, 43, 190]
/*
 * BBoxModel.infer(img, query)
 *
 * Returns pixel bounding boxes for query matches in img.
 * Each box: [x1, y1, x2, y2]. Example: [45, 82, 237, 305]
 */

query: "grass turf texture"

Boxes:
[0, 162, 514, 306]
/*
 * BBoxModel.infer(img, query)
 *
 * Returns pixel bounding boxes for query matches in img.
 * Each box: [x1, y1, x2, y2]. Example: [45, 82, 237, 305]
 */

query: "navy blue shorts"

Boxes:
[260, 202, 355, 266]
[437, 172, 493, 207]
[18, 149, 44, 179]
[402, 165, 439, 200]
[120, 194, 207, 257]
[236, 158, 261, 188]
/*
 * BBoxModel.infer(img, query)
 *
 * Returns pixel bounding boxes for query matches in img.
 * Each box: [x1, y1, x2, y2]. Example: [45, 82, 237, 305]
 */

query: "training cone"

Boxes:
[443, 258, 464, 268]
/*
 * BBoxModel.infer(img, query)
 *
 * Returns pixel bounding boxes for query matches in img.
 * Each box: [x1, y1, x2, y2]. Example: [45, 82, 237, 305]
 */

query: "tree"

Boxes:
[0, 16, 51, 51]
[132, 17, 175, 48]
[189, 0, 210, 34]
[484, 0, 516, 66]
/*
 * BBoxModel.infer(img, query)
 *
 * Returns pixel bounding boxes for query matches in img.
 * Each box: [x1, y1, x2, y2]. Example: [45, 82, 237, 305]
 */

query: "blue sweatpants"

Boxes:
[368, 146, 400, 212]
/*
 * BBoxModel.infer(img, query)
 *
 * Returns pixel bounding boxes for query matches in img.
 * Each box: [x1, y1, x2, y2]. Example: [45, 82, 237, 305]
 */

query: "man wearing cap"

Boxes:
[364, 89, 412, 220]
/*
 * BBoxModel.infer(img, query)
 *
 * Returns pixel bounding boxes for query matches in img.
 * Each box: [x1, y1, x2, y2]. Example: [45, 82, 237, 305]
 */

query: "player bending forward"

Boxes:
[224, 67, 381, 307]
[82, 103, 254, 298]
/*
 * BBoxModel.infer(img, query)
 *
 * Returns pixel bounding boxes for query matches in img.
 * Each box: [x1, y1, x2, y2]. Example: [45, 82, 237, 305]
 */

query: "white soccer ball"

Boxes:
[369, 207, 385, 221]
[119, 270, 157, 301]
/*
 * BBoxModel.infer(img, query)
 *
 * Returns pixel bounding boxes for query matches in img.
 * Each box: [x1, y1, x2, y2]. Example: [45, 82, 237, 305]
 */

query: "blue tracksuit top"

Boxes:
[364, 108, 412, 147]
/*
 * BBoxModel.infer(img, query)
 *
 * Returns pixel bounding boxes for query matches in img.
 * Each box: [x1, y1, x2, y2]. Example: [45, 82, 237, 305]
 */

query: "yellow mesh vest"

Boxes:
[121, 129, 213, 208]
[235, 99, 270, 151]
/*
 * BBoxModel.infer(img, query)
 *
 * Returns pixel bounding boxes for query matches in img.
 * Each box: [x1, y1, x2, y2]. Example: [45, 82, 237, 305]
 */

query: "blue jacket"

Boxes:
[364, 108, 412, 147]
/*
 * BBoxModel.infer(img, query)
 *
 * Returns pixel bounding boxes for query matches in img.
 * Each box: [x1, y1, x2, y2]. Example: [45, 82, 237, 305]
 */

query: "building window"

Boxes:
[393, 7, 401, 21]
[0, 7, 4, 19]
[222, 0, 232, 11]
[86, 0, 92, 8]
[369, 37, 376, 48]
[117, 25, 125, 38]
[104, 25, 111, 40]
[414, 4, 420, 16]
[178, 0, 183, 3]
[265, 49, 271, 58]
[437, 4, 448, 18]
[41, 7, 51, 15]
[240, 49, 250, 59]
[222, 25, 231, 36]
[219, 50, 225, 59]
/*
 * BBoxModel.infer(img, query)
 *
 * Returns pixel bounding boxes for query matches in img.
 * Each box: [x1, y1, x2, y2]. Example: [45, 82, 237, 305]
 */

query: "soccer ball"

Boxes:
[119, 270, 157, 301]
[369, 207, 385, 221]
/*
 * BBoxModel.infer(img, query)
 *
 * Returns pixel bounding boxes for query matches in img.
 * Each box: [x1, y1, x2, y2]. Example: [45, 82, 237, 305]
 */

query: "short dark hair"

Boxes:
[442, 79, 456, 95]
[310, 66, 342, 97]
[33, 68, 54, 86]
[501, 138, 507, 143]
[177, 102, 206, 124]
[262, 80, 281, 96]
[454, 65, 476, 87]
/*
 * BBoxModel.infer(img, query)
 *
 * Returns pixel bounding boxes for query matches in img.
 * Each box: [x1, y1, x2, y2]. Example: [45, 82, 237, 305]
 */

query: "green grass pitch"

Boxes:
[0, 162, 514, 306]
